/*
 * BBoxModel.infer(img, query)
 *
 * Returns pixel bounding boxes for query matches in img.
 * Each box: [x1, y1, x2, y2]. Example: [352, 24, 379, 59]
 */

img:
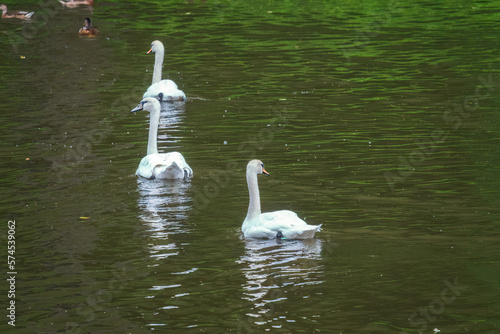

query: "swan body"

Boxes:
[143, 40, 186, 102]
[131, 96, 192, 180]
[0, 4, 34, 19]
[78, 18, 98, 36]
[143, 79, 186, 102]
[242, 160, 321, 239]
[136, 151, 191, 180]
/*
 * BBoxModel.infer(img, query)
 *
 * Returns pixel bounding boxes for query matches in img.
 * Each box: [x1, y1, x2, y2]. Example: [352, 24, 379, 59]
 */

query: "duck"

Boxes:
[59, 0, 94, 7]
[78, 18, 98, 36]
[143, 40, 186, 102]
[131, 95, 193, 180]
[242, 159, 321, 239]
[0, 4, 34, 19]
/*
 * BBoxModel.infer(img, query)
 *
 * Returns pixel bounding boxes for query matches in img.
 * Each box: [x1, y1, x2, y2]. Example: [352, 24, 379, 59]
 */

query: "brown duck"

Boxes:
[59, 0, 94, 7]
[0, 4, 34, 20]
[78, 17, 98, 37]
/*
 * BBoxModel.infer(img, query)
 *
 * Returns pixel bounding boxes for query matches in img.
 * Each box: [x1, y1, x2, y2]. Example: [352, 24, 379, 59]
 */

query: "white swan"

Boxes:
[131, 96, 192, 180]
[242, 160, 321, 239]
[143, 40, 186, 102]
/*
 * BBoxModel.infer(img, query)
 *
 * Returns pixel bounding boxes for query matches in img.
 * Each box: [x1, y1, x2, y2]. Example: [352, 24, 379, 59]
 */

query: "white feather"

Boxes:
[136, 152, 193, 180]
[143, 79, 186, 102]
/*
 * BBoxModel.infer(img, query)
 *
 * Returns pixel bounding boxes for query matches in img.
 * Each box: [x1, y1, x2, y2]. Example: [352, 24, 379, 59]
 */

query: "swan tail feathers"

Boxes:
[152, 159, 193, 180]
[282, 224, 321, 240]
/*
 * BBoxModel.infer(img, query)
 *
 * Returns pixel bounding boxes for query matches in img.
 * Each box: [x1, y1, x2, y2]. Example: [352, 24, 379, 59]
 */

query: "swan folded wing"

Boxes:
[136, 152, 192, 179]
[162, 152, 193, 178]
[242, 225, 282, 239]
[244, 210, 321, 239]
[259, 210, 301, 228]
[143, 80, 186, 101]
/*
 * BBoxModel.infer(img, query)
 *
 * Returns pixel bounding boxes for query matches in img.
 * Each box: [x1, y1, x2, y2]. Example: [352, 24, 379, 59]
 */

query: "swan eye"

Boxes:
[261, 163, 265, 168]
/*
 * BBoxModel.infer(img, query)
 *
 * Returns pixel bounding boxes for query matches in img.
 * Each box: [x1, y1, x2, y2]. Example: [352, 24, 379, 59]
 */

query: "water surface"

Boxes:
[1, 0, 499, 333]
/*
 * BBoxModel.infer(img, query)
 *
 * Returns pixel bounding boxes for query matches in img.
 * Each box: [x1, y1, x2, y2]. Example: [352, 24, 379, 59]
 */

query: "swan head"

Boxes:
[131, 97, 160, 113]
[147, 40, 164, 55]
[247, 159, 270, 176]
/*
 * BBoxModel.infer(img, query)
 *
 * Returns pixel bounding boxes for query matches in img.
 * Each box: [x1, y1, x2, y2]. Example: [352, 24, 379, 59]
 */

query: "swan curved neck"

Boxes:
[147, 110, 160, 155]
[152, 48, 164, 85]
[245, 170, 261, 221]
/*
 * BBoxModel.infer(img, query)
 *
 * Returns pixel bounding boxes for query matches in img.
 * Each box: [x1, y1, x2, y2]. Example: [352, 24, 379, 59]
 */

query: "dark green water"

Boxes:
[1, 0, 499, 333]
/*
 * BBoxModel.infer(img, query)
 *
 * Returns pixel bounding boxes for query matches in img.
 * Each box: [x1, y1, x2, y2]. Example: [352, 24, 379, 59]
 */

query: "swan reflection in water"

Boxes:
[157, 101, 187, 150]
[137, 116, 191, 266]
[137, 178, 191, 227]
[159, 100, 185, 123]
[134, 100, 187, 158]
[237, 237, 324, 327]
[136, 101, 191, 231]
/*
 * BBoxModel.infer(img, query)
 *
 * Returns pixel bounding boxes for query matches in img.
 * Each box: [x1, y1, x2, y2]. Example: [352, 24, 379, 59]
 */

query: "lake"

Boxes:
[0, 0, 499, 333]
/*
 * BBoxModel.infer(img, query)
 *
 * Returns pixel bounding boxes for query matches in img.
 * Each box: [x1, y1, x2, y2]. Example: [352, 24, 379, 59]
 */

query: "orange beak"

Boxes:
[147, 48, 153, 54]
[262, 168, 269, 176]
